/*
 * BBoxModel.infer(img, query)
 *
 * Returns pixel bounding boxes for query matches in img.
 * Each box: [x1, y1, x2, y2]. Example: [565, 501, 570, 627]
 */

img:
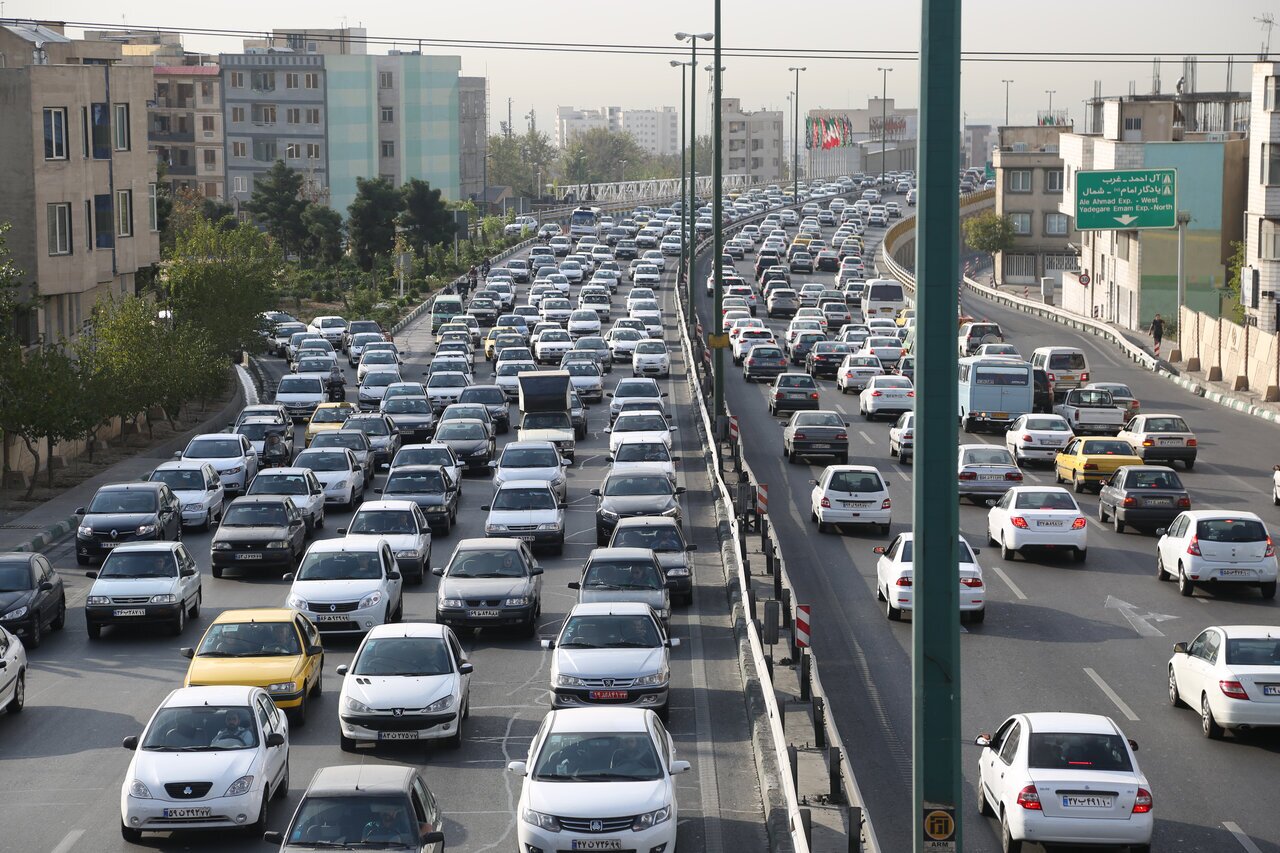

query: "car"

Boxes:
[482, 480, 565, 553]
[564, 360, 605, 402]
[304, 401, 357, 447]
[783, 410, 849, 463]
[608, 516, 694, 604]
[1087, 381, 1142, 423]
[789, 252, 814, 274]
[1053, 436, 1144, 494]
[356, 348, 402, 383]
[608, 436, 676, 485]
[275, 375, 327, 422]
[1155, 511, 1278, 598]
[266, 764, 445, 851]
[837, 354, 885, 394]
[607, 377, 667, 422]
[357, 369, 403, 412]
[1169, 625, 1280, 738]
[743, 344, 788, 381]
[343, 412, 403, 468]
[335, 622, 472, 750]
[0, 551, 65, 649]
[805, 341, 850, 378]
[491, 441, 570, 504]
[592, 472, 685, 545]
[986, 486, 1088, 562]
[432, 538, 543, 635]
[874, 532, 986, 622]
[85, 541, 202, 639]
[118, 685, 289, 842]
[958, 321, 1005, 357]
[974, 342, 1020, 359]
[957, 443, 1023, 501]
[887, 411, 915, 463]
[425, 371, 471, 413]
[434, 418, 497, 471]
[1117, 413, 1198, 468]
[858, 375, 914, 420]
[343, 500, 433, 584]
[733, 329, 776, 364]
[606, 410, 676, 455]
[146, 460, 226, 530]
[1097, 465, 1190, 534]
[177, 433, 259, 496]
[809, 465, 892, 534]
[766, 288, 800, 318]
[309, 429, 375, 483]
[245, 467, 327, 532]
[1004, 414, 1074, 465]
[209, 496, 308, 578]
[286, 538, 404, 635]
[293, 447, 367, 510]
[307, 315, 348, 345]
[974, 712, 1152, 851]
[632, 340, 671, 378]
[75, 482, 183, 566]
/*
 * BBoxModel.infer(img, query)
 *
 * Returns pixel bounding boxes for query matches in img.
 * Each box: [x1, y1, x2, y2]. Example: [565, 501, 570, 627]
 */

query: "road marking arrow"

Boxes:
[1105, 595, 1177, 637]
[1114, 214, 1139, 226]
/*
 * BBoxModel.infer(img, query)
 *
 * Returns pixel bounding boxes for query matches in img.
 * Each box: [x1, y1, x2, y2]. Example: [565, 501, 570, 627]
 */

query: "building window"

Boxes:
[1266, 77, 1280, 111]
[306, 143, 321, 160]
[1044, 213, 1069, 236]
[232, 140, 247, 158]
[1046, 169, 1064, 193]
[233, 176, 248, 193]
[1003, 253, 1035, 278]
[200, 81, 214, 101]
[93, 194, 113, 248]
[286, 107, 301, 124]
[203, 182, 218, 198]
[1007, 170, 1032, 193]
[201, 115, 215, 134]
[305, 108, 321, 124]
[285, 143, 301, 159]
[305, 73, 319, 89]
[1009, 212, 1032, 235]
[147, 183, 158, 231]
[379, 71, 394, 89]
[1265, 143, 1280, 186]
[1261, 220, 1280, 260]
[1123, 116, 1142, 131]
[251, 71, 274, 92]
[43, 107, 68, 160]
[253, 141, 278, 162]
[380, 140, 395, 158]
[380, 106, 394, 123]
[285, 72, 299, 89]
[379, 173, 396, 182]
[47, 203, 72, 255]
[1116, 231, 1132, 261]
[115, 190, 133, 237]
[231, 106, 245, 123]
[90, 103, 111, 159]
[203, 149, 217, 167]
[252, 105, 277, 125]
[230, 71, 245, 88]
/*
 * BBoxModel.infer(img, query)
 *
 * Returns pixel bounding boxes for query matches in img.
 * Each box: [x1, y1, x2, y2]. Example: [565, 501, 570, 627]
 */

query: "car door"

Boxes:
[1057, 439, 1080, 480]
[1100, 468, 1122, 514]
[176, 544, 200, 607]
[204, 465, 225, 519]
[29, 557, 53, 627]
[410, 775, 444, 852]
[347, 450, 365, 493]
[991, 718, 1023, 807]
[0, 630, 15, 702]
[296, 616, 322, 690]
[254, 692, 287, 785]
[522, 543, 542, 603]
[1158, 513, 1187, 568]
[877, 534, 904, 593]
[413, 506, 432, 559]
[286, 502, 306, 552]
[304, 472, 324, 520]
[447, 629, 471, 702]
[989, 491, 1013, 537]
[241, 435, 259, 479]
[383, 546, 403, 607]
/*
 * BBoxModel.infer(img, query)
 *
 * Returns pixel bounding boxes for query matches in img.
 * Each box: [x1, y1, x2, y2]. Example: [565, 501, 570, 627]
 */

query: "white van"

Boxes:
[862, 279, 906, 319]
[1029, 346, 1091, 399]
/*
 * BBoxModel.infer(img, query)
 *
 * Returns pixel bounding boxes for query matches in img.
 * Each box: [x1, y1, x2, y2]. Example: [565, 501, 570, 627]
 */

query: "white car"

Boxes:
[606, 410, 676, 455]
[306, 314, 347, 344]
[836, 354, 885, 394]
[609, 438, 676, 484]
[1116, 413, 1199, 468]
[540, 298, 573, 324]
[858, 375, 915, 420]
[1169, 624, 1280, 737]
[343, 500, 433, 584]
[177, 433, 259, 496]
[874, 532, 985, 623]
[809, 465, 892, 534]
[567, 309, 602, 339]
[119, 685, 289, 842]
[633, 264, 662, 287]
[888, 411, 914, 463]
[986, 486, 1087, 562]
[607, 328, 646, 362]
[632, 340, 671, 378]
[629, 301, 664, 337]
[1155, 511, 1278, 598]
[336, 622, 472, 750]
[508, 708, 689, 853]
[535, 329, 574, 364]
[245, 467, 327, 531]
[425, 372, 471, 412]
[733, 329, 775, 363]
[356, 349, 401, 383]
[293, 447, 366, 510]
[625, 289, 656, 312]
[357, 368, 403, 411]
[147, 460, 226, 529]
[860, 335, 905, 366]
[483, 480, 566, 553]
[85, 542, 203, 639]
[974, 712, 1153, 851]
[1005, 414, 1074, 464]
[0, 625, 26, 713]
[286, 538, 404, 635]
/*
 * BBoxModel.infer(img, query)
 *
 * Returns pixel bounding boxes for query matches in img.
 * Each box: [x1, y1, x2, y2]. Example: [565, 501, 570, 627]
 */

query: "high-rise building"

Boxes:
[720, 98, 784, 182]
[620, 108, 679, 157]
[1244, 62, 1280, 332]
[459, 76, 488, 203]
[152, 66, 225, 201]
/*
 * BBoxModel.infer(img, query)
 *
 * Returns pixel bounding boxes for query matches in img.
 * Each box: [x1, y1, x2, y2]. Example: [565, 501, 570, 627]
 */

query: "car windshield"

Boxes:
[384, 469, 447, 494]
[348, 419, 390, 437]
[849, 357, 881, 367]
[296, 451, 351, 472]
[496, 363, 527, 376]
[493, 487, 556, 511]
[311, 407, 353, 424]
[559, 614, 661, 648]
[532, 732, 663, 782]
[612, 525, 684, 552]
[1144, 417, 1189, 433]
[186, 439, 243, 459]
[502, 447, 559, 468]
[962, 448, 1014, 466]
[614, 443, 670, 463]
[1224, 638, 1280, 666]
[354, 636, 454, 677]
[197, 621, 303, 658]
[1027, 732, 1132, 772]
[754, 348, 783, 359]
[523, 413, 571, 430]
[278, 377, 321, 394]
[0, 561, 33, 591]
[98, 550, 178, 578]
[437, 423, 485, 440]
[222, 503, 289, 527]
[1080, 440, 1133, 455]
[615, 414, 668, 432]
[617, 381, 660, 398]
[567, 363, 600, 377]
[150, 469, 206, 491]
[828, 471, 883, 492]
[429, 374, 467, 388]
[395, 448, 452, 468]
[297, 551, 383, 581]
[383, 398, 432, 415]
[1013, 491, 1078, 510]
[1025, 418, 1069, 431]
[460, 388, 505, 405]
[603, 475, 672, 497]
[141, 705, 259, 751]
[248, 474, 310, 496]
[311, 433, 366, 453]
[1196, 518, 1267, 542]
[88, 490, 157, 514]
[447, 548, 526, 578]
[363, 372, 398, 388]
[296, 359, 333, 374]
[350, 510, 416, 535]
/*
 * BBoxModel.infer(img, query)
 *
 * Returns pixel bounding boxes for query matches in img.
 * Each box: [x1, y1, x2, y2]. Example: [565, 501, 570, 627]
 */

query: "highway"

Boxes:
[691, 199, 1280, 853]
[3, 244, 769, 853]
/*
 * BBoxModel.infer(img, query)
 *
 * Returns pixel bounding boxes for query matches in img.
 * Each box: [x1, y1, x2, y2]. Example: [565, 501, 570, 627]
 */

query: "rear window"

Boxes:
[1195, 518, 1267, 543]
[973, 368, 1029, 386]
[1027, 733, 1132, 772]
[1224, 638, 1280, 666]
[1079, 440, 1133, 455]
[1047, 352, 1087, 371]
[867, 284, 903, 301]
[1144, 417, 1189, 433]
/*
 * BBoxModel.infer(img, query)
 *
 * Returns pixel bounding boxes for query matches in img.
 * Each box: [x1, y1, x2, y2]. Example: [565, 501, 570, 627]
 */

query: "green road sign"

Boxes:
[1075, 168, 1177, 230]
[984, 162, 994, 181]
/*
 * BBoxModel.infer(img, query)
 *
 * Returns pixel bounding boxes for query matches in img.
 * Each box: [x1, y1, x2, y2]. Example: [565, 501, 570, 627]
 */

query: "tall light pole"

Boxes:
[878, 67, 893, 188]
[1046, 89, 1057, 113]
[671, 60, 691, 305]
[676, 32, 713, 320]
[711, 1, 726, 419]
[789, 66, 806, 205]
[1001, 79, 1014, 125]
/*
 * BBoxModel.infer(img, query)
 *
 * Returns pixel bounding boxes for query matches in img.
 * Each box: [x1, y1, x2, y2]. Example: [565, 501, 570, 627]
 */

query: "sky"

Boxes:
[10, 0, 1276, 137]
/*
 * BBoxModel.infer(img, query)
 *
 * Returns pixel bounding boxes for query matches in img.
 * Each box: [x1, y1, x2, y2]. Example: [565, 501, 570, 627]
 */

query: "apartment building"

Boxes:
[152, 66, 225, 201]
[721, 98, 784, 182]
[0, 23, 160, 343]
[621, 107, 679, 157]
[1243, 62, 1280, 332]
[555, 106, 623, 148]
[459, 76, 487, 202]
[992, 125, 1079, 286]
[243, 27, 367, 56]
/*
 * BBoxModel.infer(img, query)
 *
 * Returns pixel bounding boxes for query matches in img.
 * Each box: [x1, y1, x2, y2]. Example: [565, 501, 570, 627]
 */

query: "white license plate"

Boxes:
[1263, 685, 1280, 696]
[469, 609, 501, 618]
[1062, 795, 1113, 809]
[163, 807, 212, 818]
[515, 535, 536, 542]
[113, 608, 146, 617]
[99, 541, 119, 549]
[842, 501, 872, 508]
[1146, 498, 1172, 506]
[1220, 569, 1253, 577]
[1040, 439, 1062, 446]
[572, 841, 623, 851]
[379, 731, 419, 740]
[978, 474, 1003, 481]
[1037, 520, 1065, 527]
[1158, 438, 1183, 445]
[236, 553, 263, 560]
[313, 613, 348, 622]
[809, 443, 832, 449]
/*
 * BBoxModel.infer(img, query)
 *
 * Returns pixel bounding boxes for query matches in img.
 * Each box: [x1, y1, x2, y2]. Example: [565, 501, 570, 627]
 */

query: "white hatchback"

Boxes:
[148, 460, 226, 529]
[809, 465, 892, 534]
[1155, 511, 1278, 598]
[986, 486, 1087, 562]
[874, 532, 985, 623]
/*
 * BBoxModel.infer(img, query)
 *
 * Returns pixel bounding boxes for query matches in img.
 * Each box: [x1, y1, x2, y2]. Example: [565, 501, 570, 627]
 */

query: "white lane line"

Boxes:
[989, 564, 1028, 600]
[1223, 821, 1264, 853]
[50, 830, 84, 853]
[1082, 667, 1140, 721]
[858, 430, 875, 445]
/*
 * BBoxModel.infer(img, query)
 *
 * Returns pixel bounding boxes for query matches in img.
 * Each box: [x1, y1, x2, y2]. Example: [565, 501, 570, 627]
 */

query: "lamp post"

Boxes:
[711, 0, 725, 420]
[788, 66, 806, 205]
[1001, 79, 1014, 125]
[676, 32, 713, 321]
[671, 60, 691, 297]
[1046, 89, 1056, 113]
[878, 67, 893, 189]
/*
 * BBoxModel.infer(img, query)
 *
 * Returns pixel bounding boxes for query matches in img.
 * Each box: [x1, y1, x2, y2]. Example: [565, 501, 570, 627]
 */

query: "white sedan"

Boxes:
[986, 486, 1087, 562]
[836, 354, 885, 394]
[809, 465, 892, 534]
[147, 460, 226, 529]
[632, 340, 671, 378]
[567, 309, 603, 339]
[1005, 414, 1074, 465]
[606, 410, 676, 455]
[336, 622, 472, 750]
[974, 712, 1153, 851]
[293, 447, 366, 510]
[178, 433, 259, 496]
[874, 532, 985, 623]
[859, 375, 915, 420]
[119, 685, 289, 842]
[1169, 624, 1280, 738]
[285, 538, 404, 636]
[343, 500, 433, 585]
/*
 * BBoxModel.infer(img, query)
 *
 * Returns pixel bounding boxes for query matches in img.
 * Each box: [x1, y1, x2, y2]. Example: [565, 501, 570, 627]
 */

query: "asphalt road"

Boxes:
[692, 197, 1280, 853]
[3, 243, 769, 853]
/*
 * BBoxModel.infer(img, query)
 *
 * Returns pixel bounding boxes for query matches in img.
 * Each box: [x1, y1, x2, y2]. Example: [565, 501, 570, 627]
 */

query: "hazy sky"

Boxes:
[13, 0, 1274, 136]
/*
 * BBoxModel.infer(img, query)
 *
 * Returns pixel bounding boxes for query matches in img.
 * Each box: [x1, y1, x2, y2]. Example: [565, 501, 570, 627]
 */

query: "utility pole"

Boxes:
[1046, 89, 1056, 113]
[712, 0, 725, 420]
[914, 1, 963, 851]
[789, 66, 806, 205]
[507, 97, 513, 139]
[878, 67, 893, 188]
[1001, 79, 1014, 126]
[676, 32, 712, 323]
[671, 60, 690, 315]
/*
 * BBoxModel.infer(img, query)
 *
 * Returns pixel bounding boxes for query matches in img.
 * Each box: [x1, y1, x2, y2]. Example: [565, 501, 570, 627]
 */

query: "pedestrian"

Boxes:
[1149, 313, 1164, 351]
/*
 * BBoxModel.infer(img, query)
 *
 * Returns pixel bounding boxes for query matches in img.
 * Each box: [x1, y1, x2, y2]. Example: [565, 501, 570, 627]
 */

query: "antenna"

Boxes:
[1257, 13, 1275, 59]
[1151, 57, 1160, 95]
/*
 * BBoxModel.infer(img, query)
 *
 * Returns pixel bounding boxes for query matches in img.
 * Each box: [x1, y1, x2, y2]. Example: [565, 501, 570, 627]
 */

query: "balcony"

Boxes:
[150, 128, 195, 144]
[152, 96, 194, 110]
[167, 162, 196, 177]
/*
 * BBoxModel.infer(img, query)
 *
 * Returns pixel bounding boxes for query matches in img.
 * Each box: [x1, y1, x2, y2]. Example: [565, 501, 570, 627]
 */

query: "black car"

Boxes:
[381, 396, 436, 445]
[75, 482, 182, 565]
[805, 342, 851, 378]
[1098, 466, 1191, 534]
[789, 333, 827, 365]
[768, 373, 821, 416]
[615, 240, 639, 260]
[376, 464, 460, 534]
[570, 391, 589, 440]
[458, 384, 512, 434]
[815, 251, 841, 272]
[1032, 368, 1054, 413]
[210, 496, 308, 578]
[743, 345, 788, 381]
[0, 552, 65, 648]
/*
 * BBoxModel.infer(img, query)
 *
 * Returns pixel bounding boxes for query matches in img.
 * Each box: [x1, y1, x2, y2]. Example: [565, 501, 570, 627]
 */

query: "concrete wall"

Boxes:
[1179, 305, 1280, 399]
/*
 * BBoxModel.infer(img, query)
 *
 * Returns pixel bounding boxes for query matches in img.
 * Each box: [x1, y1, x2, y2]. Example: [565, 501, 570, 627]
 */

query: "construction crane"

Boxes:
[1257, 13, 1275, 59]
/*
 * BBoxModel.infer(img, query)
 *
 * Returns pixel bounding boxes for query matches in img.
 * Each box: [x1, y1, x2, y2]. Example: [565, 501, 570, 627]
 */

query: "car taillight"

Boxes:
[810, 392, 819, 399]
[1142, 439, 1155, 446]
[775, 392, 784, 399]
[1187, 438, 1197, 447]
[1130, 401, 1140, 409]
[904, 432, 913, 439]
[895, 577, 912, 587]
[820, 496, 831, 508]
[960, 577, 984, 588]
[1132, 788, 1153, 814]
[1177, 496, 1191, 508]
[871, 390, 883, 397]
[1081, 372, 1090, 382]
[1021, 434, 1033, 442]
[907, 391, 915, 397]
[958, 472, 977, 481]
[1046, 372, 1056, 381]
[1011, 516, 1029, 529]
[1220, 679, 1249, 700]
[1266, 536, 1275, 558]
[794, 432, 807, 440]
[1016, 785, 1042, 810]
[1083, 463, 1098, 470]
[835, 433, 848, 440]
[881, 498, 892, 509]
[1005, 471, 1023, 481]
[1123, 496, 1137, 507]
[1187, 535, 1201, 556]
[845, 371, 855, 378]
[1072, 517, 1087, 529]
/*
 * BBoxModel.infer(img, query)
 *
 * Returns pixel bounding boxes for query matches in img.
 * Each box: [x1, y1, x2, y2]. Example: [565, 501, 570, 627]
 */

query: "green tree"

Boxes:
[245, 160, 310, 255]
[347, 177, 402, 271]
[399, 179, 454, 256]
[1222, 239, 1246, 323]
[302, 204, 345, 266]
[0, 344, 90, 494]
[81, 296, 164, 433]
[962, 211, 1016, 284]
[0, 222, 31, 343]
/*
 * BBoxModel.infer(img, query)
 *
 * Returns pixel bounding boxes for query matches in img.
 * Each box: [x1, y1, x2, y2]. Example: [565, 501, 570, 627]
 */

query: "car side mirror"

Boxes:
[480, 505, 491, 512]
[1172, 641, 1188, 655]
[263, 831, 284, 845]
[668, 638, 681, 648]
[1155, 528, 1168, 537]
[670, 759, 692, 775]
[75, 506, 87, 515]
[984, 499, 998, 507]
[282, 572, 295, 582]
[122, 735, 139, 751]
[567, 581, 580, 590]
[388, 571, 401, 581]
[590, 488, 602, 496]
[506, 761, 528, 776]
[422, 831, 445, 845]
[432, 567, 444, 576]
[872, 546, 887, 554]
[38, 580, 55, 592]
[180, 647, 195, 659]
[336, 664, 350, 676]
[675, 486, 686, 495]
[973, 733, 992, 748]
[266, 732, 286, 748]
[180, 568, 197, 578]
[686, 544, 698, 552]
[85, 571, 99, 579]
[530, 565, 544, 576]
[1127, 738, 1139, 752]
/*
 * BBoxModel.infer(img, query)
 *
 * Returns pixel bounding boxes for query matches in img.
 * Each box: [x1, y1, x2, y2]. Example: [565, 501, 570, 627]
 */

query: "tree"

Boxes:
[399, 179, 454, 256]
[301, 204, 345, 266]
[347, 177, 402, 271]
[1222, 239, 1246, 323]
[245, 160, 310, 255]
[0, 344, 83, 494]
[0, 222, 31, 344]
[81, 297, 164, 433]
[962, 211, 1016, 284]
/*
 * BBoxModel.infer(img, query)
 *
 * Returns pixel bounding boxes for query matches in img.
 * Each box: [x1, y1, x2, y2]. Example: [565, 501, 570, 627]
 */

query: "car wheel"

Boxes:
[87, 623, 101, 640]
[1156, 555, 1170, 581]
[315, 508, 325, 530]
[817, 520, 831, 534]
[189, 590, 201, 619]
[1000, 535, 1015, 562]
[120, 824, 142, 843]
[1168, 666, 1183, 707]
[890, 442, 898, 457]
[969, 607, 986, 624]
[1201, 693, 1224, 739]
[1261, 581, 1277, 600]
[51, 596, 66, 630]
[212, 564, 223, 579]
[26, 615, 42, 649]
[977, 780, 995, 817]
[787, 449, 797, 464]
[203, 508, 215, 530]
[1098, 501, 1108, 523]
[1072, 547, 1086, 563]
[274, 760, 290, 800]
[246, 792, 269, 837]
[885, 594, 902, 622]
[1178, 564, 1195, 597]
[76, 554, 90, 566]
[6, 671, 24, 713]
[289, 694, 308, 727]
[1000, 811, 1023, 853]
[171, 603, 186, 636]
[446, 706, 465, 749]
[1072, 473, 1085, 493]
[1113, 512, 1126, 535]
[310, 665, 323, 698]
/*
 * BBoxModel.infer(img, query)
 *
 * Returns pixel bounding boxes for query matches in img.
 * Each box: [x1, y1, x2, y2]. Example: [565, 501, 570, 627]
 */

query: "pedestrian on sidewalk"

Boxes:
[1149, 313, 1165, 354]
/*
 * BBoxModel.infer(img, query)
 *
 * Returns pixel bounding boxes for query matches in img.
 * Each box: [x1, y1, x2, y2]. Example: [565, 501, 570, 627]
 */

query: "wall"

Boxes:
[1179, 305, 1280, 399]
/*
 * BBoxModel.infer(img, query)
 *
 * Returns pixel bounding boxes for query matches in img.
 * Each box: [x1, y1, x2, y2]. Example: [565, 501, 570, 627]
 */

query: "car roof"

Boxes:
[613, 516, 679, 529]
[307, 537, 387, 554]
[496, 479, 555, 490]
[354, 500, 419, 513]
[304, 764, 416, 797]
[568, 601, 658, 617]
[109, 541, 183, 553]
[1178, 510, 1265, 521]
[364, 621, 448, 640]
[165, 684, 262, 707]
[153, 459, 211, 472]
[255, 466, 313, 477]
[226, 495, 292, 507]
[546, 707, 652, 734]
[1022, 712, 1120, 736]
[588, 547, 655, 559]
[212, 607, 301, 625]
[97, 481, 166, 494]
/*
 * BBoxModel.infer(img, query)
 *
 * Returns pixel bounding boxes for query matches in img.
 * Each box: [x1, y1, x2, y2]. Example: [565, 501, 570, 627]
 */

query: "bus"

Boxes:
[569, 206, 603, 241]
[957, 356, 1034, 433]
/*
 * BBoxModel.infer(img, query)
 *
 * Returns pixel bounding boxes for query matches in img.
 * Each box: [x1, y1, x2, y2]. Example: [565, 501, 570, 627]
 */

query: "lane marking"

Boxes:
[858, 430, 875, 445]
[989, 564, 1028, 600]
[51, 830, 84, 853]
[1082, 667, 1140, 721]
[1223, 821, 1264, 853]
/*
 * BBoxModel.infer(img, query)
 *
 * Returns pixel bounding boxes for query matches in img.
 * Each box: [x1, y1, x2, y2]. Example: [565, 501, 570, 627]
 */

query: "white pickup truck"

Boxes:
[1053, 388, 1127, 435]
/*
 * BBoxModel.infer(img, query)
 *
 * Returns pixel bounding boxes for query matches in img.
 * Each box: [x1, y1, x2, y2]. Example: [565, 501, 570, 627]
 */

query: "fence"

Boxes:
[1178, 306, 1280, 400]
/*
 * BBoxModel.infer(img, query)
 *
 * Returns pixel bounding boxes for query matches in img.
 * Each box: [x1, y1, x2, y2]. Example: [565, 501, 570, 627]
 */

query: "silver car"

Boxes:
[569, 547, 673, 621]
[490, 441, 569, 503]
[482, 480, 565, 553]
[608, 516, 695, 605]
[957, 443, 1023, 502]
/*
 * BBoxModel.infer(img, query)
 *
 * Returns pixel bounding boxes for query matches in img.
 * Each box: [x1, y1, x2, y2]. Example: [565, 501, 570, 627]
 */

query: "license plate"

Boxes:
[163, 807, 212, 819]
[842, 501, 872, 508]
[313, 613, 348, 622]
[590, 690, 629, 700]
[1060, 374, 1076, 382]
[1263, 685, 1280, 696]
[1040, 439, 1062, 446]
[469, 609, 501, 618]
[1146, 498, 1172, 506]
[1037, 520, 1065, 527]
[379, 731, 419, 740]
[100, 541, 119, 549]
[515, 535, 536, 542]
[113, 608, 145, 617]
[1220, 569, 1253, 577]
[572, 841, 623, 852]
[236, 553, 263, 560]
[809, 443, 832, 449]
[1159, 438, 1182, 445]
[978, 474, 1003, 481]
[992, 412, 1009, 420]
[1062, 795, 1113, 809]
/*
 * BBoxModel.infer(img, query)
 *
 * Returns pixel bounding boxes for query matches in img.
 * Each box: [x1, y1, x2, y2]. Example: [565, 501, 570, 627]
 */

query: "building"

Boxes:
[1243, 62, 1280, 332]
[963, 124, 994, 169]
[459, 76, 487, 204]
[152, 66, 225, 201]
[0, 23, 161, 343]
[80, 29, 192, 66]
[992, 125, 1079, 287]
[804, 98, 918, 180]
[1058, 90, 1249, 330]
[243, 27, 367, 56]
[620, 107, 679, 157]
[721, 98, 784, 182]
[555, 106, 622, 148]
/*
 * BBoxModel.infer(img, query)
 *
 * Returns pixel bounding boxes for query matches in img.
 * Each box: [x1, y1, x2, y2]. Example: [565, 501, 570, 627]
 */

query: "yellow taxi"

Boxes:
[182, 608, 324, 722]
[305, 401, 356, 446]
[896, 308, 915, 327]
[1054, 436, 1144, 494]
[484, 326, 522, 360]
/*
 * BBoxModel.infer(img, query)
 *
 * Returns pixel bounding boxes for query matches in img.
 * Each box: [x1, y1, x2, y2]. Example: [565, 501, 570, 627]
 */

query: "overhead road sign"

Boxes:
[1074, 168, 1177, 231]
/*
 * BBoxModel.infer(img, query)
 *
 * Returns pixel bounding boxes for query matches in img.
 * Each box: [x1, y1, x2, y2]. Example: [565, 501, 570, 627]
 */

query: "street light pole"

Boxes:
[671, 60, 690, 310]
[1001, 79, 1014, 125]
[878, 67, 893, 189]
[1046, 89, 1056, 113]
[788, 66, 806, 204]
[712, 1, 725, 420]
[676, 32, 713, 324]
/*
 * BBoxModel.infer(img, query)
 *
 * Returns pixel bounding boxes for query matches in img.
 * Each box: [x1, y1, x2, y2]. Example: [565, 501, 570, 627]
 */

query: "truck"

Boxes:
[517, 371, 576, 459]
[1054, 388, 1127, 436]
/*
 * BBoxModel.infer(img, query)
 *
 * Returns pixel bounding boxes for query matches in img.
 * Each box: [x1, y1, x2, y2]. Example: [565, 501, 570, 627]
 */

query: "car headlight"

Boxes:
[660, 506, 680, 518]
[395, 550, 419, 560]
[504, 596, 530, 607]
[286, 594, 308, 610]
[551, 476, 566, 487]
[438, 598, 464, 609]
[135, 524, 157, 536]
[266, 540, 290, 549]
[211, 541, 232, 550]
[485, 523, 507, 534]
[223, 775, 254, 797]
[666, 566, 690, 577]
[633, 670, 669, 687]
[149, 594, 177, 604]
[423, 695, 453, 713]
[555, 673, 588, 687]
[77, 525, 93, 537]
[267, 682, 296, 694]
[183, 502, 204, 512]
[330, 480, 348, 490]
[344, 696, 372, 713]
[225, 466, 243, 476]
[3, 606, 29, 621]
[598, 508, 619, 521]
[522, 808, 562, 832]
[87, 596, 110, 606]
[537, 522, 561, 531]
[358, 591, 384, 610]
[129, 779, 153, 799]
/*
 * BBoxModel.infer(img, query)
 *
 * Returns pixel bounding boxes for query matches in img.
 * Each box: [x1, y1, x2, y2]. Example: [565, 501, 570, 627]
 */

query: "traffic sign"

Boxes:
[795, 604, 810, 648]
[922, 806, 957, 851]
[1075, 168, 1177, 231]
[1077, 272, 1091, 286]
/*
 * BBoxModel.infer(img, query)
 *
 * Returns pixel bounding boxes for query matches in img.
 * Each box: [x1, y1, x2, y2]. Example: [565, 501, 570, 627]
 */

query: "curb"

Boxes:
[13, 518, 76, 554]
[1160, 369, 1280, 424]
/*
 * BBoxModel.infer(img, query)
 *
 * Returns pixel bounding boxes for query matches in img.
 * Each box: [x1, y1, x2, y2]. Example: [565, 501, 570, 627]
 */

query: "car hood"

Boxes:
[131, 747, 259, 793]
[525, 777, 668, 817]
[579, 588, 667, 610]
[555, 646, 666, 679]
[343, 533, 425, 552]
[382, 490, 447, 508]
[440, 438, 489, 454]
[601, 495, 676, 514]
[496, 466, 561, 485]
[214, 525, 290, 544]
[387, 413, 434, 429]
[187, 655, 306, 687]
[89, 577, 178, 597]
[0, 589, 34, 612]
[170, 488, 214, 505]
[311, 469, 354, 486]
[440, 576, 531, 599]
[82, 512, 157, 531]
[290, 579, 385, 603]
[341, 672, 457, 711]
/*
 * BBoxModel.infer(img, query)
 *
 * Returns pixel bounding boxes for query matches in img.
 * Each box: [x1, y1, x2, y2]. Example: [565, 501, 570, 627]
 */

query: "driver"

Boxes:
[213, 710, 253, 747]
[363, 807, 413, 843]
